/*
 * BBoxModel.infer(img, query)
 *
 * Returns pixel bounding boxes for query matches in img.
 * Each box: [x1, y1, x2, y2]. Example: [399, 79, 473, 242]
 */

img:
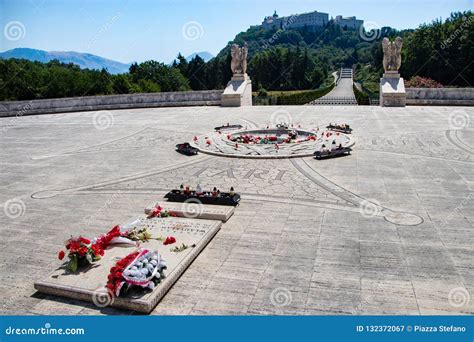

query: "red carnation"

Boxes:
[96, 243, 103, 252]
[164, 236, 176, 245]
[79, 246, 89, 256]
[68, 240, 80, 252]
[91, 244, 99, 256]
[79, 237, 90, 244]
[58, 250, 65, 260]
[148, 205, 163, 218]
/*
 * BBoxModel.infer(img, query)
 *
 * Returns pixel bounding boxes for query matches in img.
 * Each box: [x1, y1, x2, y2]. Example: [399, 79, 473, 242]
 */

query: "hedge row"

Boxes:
[253, 83, 336, 106]
[353, 84, 370, 105]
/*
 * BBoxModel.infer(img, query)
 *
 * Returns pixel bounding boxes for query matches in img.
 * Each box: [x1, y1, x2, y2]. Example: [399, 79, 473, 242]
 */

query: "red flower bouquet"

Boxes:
[93, 224, 156, 249]
[93, 225, 123, 250]
[58, 223, 160, 273]
[145, 205, 177, 219]
[59, 236, 104, 272]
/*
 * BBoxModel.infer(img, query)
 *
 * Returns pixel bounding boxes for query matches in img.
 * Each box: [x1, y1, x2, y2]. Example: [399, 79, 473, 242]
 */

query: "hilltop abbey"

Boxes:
[261, 10, 364, 31]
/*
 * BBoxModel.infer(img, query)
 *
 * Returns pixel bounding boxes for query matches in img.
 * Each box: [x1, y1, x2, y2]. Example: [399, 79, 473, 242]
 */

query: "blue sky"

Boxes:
[0, 0, 472, 63]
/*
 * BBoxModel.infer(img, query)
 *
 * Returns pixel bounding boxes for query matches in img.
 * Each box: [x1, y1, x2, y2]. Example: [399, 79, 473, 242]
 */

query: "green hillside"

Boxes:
[158, 10, 473, 94]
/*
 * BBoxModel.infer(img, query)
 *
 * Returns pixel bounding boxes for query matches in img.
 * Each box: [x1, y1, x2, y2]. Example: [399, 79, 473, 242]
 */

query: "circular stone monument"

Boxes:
[190, 126, 355, 158]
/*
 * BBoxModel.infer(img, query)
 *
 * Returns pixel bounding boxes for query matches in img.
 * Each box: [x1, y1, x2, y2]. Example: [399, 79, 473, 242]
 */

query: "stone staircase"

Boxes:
[309, 96, 358, 105]
[308, 68, 358, 105]
[340, 68, 353, 79]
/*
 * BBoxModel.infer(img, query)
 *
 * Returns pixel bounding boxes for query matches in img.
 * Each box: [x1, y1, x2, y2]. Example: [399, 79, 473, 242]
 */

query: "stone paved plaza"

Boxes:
[0, 105, 473, 315]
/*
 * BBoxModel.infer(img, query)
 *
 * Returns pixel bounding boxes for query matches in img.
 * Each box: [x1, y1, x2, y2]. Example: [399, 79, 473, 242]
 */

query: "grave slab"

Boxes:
[34, 216, 221, 313]
[144, 201, 235, 222]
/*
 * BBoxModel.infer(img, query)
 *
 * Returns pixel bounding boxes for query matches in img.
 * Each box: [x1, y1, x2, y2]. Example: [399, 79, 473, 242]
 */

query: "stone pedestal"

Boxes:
[380, 71, 406, 107]
[221, 74, 252, 107]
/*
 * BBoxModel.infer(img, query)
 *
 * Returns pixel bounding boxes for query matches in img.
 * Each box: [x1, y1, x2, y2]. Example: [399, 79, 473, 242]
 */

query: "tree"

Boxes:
[112, 74, 133, 94]
[187, 55, 206, 90]
[137, 79, 161, 93]
[128, 60, 190, 91]
[173, 53, 188, 78]
[310, 66, 325, 87]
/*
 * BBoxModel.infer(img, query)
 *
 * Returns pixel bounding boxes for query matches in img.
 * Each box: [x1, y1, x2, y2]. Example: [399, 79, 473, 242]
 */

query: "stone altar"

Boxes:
[380, 37, 406, 107]
[221, 43, 252, 107]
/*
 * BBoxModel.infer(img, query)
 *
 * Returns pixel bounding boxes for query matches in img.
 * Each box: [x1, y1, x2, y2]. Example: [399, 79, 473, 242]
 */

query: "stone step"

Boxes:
[309, 97, 358, 105]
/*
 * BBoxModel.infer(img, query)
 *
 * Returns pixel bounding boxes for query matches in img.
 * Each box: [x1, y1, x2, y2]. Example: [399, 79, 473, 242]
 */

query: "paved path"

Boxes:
[309, 68, 358, 105]
[0, 105, 473, 315]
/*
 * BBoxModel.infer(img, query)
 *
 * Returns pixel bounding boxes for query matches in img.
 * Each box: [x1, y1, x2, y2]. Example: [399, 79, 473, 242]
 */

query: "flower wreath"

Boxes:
[106, 249, 166, 297]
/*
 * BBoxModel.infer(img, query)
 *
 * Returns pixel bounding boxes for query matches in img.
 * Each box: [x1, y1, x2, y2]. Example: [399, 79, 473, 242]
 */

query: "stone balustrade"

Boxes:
[0, 90, 223, 117]
[406, 88, 474, 106]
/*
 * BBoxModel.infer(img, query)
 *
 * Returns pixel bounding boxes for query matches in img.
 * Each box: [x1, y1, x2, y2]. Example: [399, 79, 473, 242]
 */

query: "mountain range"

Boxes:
[185, 51, 214, 62]
[0, 48, 215, 74]
[0, 48, 131, 74]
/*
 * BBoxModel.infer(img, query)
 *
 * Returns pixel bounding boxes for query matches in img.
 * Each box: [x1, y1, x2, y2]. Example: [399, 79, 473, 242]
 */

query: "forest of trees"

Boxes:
[0, 11, 471, 101]
[401, 12, 473, 86]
